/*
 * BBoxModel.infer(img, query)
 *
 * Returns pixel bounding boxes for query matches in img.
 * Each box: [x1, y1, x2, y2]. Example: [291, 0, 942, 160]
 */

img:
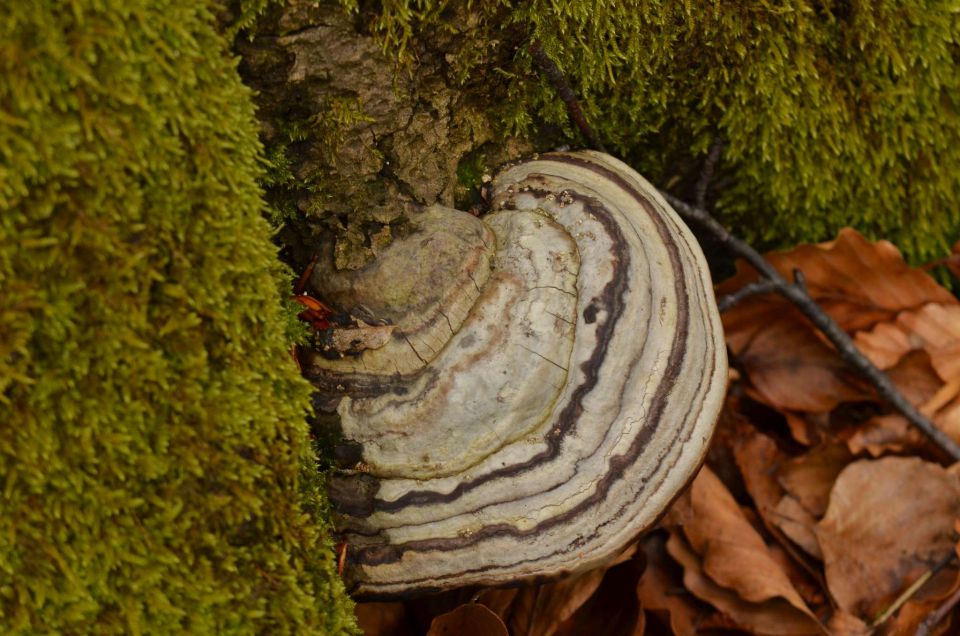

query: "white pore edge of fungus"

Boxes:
[304, 150, 728, 599]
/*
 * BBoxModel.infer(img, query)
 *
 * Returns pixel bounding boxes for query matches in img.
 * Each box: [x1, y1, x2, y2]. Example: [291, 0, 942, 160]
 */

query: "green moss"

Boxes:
[353, 0, 960, 263]
[225, 0, 285, 38]
[0, 1, 356, 633]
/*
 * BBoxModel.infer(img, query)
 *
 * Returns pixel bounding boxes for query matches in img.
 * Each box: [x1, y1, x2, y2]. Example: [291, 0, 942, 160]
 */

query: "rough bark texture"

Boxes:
[238, 0, 525, 270]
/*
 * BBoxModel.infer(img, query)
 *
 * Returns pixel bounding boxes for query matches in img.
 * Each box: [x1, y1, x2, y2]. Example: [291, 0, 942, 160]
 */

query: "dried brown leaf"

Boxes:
[816, 457, 960, 618]
[778, 443, 852, 518]
[355, 602, 414, 636]
[938, 394, 960, 442]
[880, 567, 960, 636]
[840, 350, 949, 456]
[666, 532, 822, 635]
[765, 541, 828, 612]
[845, 306, 960, 453]
[773, 496, 823, 560]
[898, 304, 960, 383]
[507, 569, 606, 636]
[731, 430, 825, 565]
[677, 467, 820, 626]
[474, 588, 519, 621]
[784, 411, 830, 447]
[637, 533, 713, 636]
[426, 603, 509, 636]
[884, 349, 945, 407]
[853, 321, 917, 370]
[733, 430, 786, 520]
[553, 559, 645, 636]
[733, 318, 872, 412]
[720, 229, 954, 342]
[721, 230, 955, 418]
[825, 610, 871, 636]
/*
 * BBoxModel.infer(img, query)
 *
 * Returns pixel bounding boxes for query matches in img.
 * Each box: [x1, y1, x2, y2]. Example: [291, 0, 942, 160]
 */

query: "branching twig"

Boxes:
[532, 43, 960, 462]
[716, 279, 779, 313]
[663, 193, 960, 461]
[528, 40, 607, 153]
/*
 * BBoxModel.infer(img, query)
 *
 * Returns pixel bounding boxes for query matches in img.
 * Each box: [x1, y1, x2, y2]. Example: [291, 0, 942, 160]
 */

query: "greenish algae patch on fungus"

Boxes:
[0, 2, 356, 633]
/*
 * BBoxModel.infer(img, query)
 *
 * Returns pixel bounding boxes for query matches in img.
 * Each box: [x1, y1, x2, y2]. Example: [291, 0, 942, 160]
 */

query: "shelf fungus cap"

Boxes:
[304, 151, 728, 599]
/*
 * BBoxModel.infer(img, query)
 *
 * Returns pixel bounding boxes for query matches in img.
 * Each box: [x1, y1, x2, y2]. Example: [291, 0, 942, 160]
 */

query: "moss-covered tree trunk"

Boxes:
[239, 0, 960, 273]
[1, 2, 356, 633]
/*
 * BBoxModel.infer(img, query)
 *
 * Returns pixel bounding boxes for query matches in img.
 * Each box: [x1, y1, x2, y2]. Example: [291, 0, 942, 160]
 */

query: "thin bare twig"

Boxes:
[528, 40, 607, 153]
[695, 140, 724, 210]
[916, 579, 960, 636]
[663, 193, 960, 460]
[871, 550, 956, 629]
[717, 279, 779, 313]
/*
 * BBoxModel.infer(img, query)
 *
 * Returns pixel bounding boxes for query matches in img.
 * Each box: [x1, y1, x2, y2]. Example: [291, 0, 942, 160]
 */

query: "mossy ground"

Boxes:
[1, 1, 355, 633]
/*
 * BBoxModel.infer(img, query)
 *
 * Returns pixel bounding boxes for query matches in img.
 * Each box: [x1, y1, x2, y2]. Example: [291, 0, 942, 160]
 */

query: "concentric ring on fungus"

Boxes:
[303, 150, 728, 599]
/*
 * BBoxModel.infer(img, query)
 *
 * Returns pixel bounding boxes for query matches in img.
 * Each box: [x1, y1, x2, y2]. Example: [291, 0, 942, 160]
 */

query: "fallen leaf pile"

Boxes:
[354, 231, 960, 635]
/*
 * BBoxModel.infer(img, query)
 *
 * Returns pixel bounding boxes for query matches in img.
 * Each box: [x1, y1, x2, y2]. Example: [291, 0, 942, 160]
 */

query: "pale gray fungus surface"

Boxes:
[304, 151, 728, 598]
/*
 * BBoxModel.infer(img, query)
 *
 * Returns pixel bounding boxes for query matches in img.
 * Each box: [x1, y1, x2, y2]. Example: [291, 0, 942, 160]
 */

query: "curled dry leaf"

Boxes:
[733, 313, 872, 413]
[355, 602, 413, 636]
[553, 559, 646, 636]
[846, 351, 960, 456]
[854, 304, 960, 389]
[844, 413, 920, 457]
[720, 228, 953, 336]
[721, 229, 958, 455]
[637, 533, 714, 636]
[730, 421, 838, 562]
[853, 321, 916, 370]
[784, 411, 832, 448]
[898, 304, 960, 383]
[733, 428, 786, 522]
[825, 610, 871, 636]
[666, 532, 822, 635]
[730, 428, 823, 566]
[773, 496, 823, 560]
[668, 466, 822, 634]
[778, 443, 852, 518]
[506, 569, 607, 636]
[426, 603, 509, 636]
[816, 456, 960, 619]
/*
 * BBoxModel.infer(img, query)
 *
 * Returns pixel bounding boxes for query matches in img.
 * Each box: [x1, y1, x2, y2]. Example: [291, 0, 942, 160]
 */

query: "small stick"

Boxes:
[717, 279, 779, 312]
[872, 550, 956, 629]
[916, 580, 960, 636]
[528, 40, 607, 153]
[695, 140, 724, 210]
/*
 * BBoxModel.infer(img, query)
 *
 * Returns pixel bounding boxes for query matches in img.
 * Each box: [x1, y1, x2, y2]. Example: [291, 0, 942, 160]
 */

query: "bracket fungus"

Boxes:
[303, 151, 728, 598]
